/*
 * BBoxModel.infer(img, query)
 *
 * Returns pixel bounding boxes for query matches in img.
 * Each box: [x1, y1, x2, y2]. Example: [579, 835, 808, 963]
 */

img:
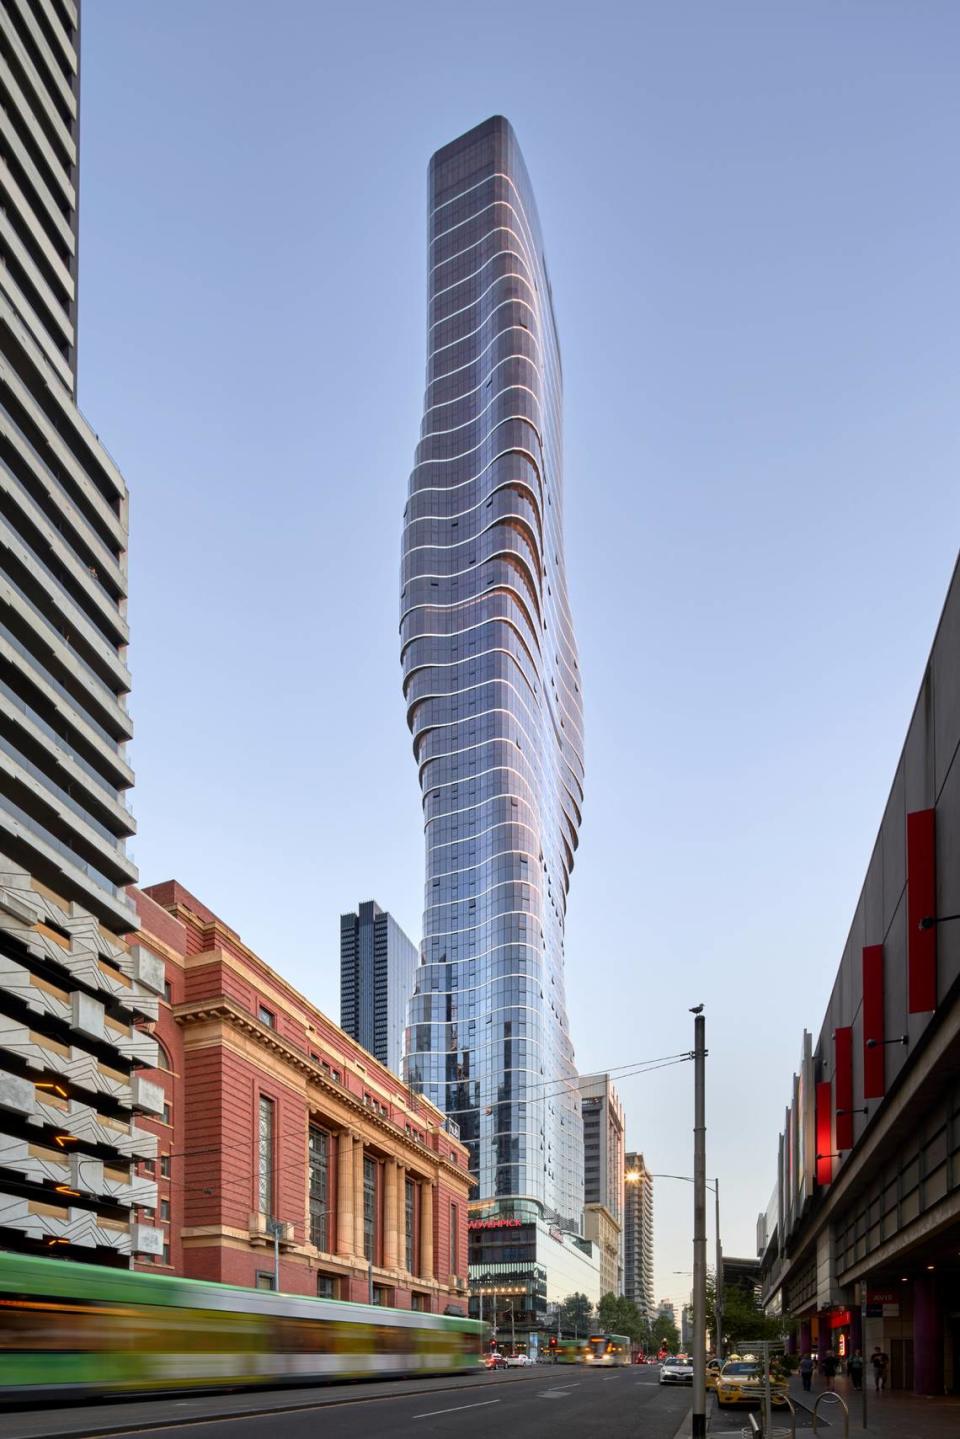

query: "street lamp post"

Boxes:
[642, 1173, 723, 1360]
[714, 1179, 723, 1363]
[265, 1217, 284, 1292]
[475, 1285, 525, 1353]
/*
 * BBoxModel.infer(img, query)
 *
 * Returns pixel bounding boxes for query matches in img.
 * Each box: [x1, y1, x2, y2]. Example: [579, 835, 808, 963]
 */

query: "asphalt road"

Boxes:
[2, 1366, 691, 1439]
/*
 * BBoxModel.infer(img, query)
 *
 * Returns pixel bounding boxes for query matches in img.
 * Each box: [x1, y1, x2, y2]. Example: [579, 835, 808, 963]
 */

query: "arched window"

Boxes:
[155, 1040, 172, 1072]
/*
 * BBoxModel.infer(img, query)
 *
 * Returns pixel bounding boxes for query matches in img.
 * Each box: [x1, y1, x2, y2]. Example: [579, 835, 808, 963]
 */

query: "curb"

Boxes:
[1, 1370, 548, 1439]
[671, 1404, 694, 1438]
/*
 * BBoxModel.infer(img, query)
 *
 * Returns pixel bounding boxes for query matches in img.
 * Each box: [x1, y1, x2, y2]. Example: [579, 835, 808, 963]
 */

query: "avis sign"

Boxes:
[866, 1288, 900, 1318]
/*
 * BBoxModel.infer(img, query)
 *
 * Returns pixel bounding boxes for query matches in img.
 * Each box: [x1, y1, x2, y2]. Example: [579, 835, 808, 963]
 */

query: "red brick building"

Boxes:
[130, 882, 471, 1312]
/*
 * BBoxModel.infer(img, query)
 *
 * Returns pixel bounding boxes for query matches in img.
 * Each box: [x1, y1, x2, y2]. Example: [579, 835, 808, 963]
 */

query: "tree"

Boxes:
[597, 1292, 646, 1345]
[654, 1314, 680, 1353]
[706, 1274, 785, 1352]
[558, 1292, 594, 1337]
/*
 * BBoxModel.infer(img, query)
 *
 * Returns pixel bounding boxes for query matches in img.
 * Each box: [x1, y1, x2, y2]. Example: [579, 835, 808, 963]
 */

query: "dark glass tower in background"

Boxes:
[340, 901, 417, 1077]
[401, 117, 586, 1233]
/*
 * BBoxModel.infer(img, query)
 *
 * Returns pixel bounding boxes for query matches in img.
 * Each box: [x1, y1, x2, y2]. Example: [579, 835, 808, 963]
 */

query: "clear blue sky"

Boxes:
[79, 1, 960, 1307]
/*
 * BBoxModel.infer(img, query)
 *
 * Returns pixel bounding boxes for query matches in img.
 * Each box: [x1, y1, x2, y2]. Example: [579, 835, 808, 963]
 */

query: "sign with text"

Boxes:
[866, 1288, 900, 1318]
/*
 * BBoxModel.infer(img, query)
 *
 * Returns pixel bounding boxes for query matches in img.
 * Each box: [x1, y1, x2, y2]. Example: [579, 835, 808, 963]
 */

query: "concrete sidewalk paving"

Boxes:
[786, 1375, 960, 1437]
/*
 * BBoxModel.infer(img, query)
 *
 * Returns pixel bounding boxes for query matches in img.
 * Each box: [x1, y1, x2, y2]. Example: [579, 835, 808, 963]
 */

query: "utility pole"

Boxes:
[714, 1178, 724, 1362]
[692, 1009, 707, 1439]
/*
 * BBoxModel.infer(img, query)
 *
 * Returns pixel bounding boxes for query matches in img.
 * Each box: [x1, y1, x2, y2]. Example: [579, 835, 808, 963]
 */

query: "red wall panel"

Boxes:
[863, 945, 885, 1098]
[834, 1026, 853, 1150]
[815, 1081, 833, 1186]
[907, 808, 937, 1013]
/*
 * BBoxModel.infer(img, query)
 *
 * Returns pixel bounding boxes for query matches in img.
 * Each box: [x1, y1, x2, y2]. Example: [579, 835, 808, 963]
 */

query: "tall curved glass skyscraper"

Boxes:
[402, 117, 585, 1234]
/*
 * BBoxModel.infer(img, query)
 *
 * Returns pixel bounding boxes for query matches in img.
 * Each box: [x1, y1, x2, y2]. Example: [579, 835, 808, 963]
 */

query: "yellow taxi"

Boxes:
[715, 1358, 789, 1407]
[705, 1358, 722, 1391]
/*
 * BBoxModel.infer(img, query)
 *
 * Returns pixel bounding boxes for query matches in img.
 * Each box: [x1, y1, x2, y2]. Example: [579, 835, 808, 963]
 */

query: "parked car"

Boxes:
[659, 1355, 694, 1384]
[715, 1359, 789, 1407]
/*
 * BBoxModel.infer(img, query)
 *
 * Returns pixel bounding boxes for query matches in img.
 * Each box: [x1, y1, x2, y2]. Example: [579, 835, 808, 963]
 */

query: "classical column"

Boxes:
[337, 1131, 356, 1259]
[353, 1136, 365, 1260]
[420, 1180, 434, 1280]
[383, 1159, 399, 1271]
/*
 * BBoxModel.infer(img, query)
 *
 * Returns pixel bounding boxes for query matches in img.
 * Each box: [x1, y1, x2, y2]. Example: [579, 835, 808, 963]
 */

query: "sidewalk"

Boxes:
[787, 1375, 960, 1437]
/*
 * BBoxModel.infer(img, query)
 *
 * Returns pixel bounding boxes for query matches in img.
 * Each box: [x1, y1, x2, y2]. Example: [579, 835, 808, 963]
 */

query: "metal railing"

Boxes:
[740, 1393, 797, 1438]
[812, 1390, 850, 1435]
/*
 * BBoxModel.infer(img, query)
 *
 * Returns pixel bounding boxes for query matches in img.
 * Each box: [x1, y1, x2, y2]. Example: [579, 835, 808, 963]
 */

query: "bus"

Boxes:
[587, 1333, 631, 1366]
[0, 1251, 485, 1402]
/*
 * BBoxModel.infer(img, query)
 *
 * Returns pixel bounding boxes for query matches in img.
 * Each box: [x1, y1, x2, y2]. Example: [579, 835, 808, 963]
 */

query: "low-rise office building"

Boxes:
[759, 556, 960, 1394]
[468, 1205, 601, 1336]
[131, 882, 471, 1311]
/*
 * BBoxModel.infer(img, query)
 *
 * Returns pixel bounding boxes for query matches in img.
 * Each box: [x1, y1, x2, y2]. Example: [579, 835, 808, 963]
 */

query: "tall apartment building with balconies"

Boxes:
[0, 0, 159, 1264]
[580, 1072, 625, 1292]
[624, 1151, 655, 1320]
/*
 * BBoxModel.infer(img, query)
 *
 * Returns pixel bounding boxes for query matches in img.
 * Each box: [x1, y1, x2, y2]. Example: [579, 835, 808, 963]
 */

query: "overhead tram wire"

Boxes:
[138, 1050, 696, 1168]
[144, 1053, 696, 1203]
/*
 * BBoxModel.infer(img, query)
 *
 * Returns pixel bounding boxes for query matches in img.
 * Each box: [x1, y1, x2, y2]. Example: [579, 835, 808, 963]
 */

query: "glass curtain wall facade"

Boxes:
[401, 116, 585, 1232]
[340, 900, 417, 1077]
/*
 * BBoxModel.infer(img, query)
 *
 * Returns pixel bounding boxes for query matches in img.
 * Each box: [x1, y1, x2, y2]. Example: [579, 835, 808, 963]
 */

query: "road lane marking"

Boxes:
[72, 1373, 546, 1437]
[414, 1399, 501, 1418]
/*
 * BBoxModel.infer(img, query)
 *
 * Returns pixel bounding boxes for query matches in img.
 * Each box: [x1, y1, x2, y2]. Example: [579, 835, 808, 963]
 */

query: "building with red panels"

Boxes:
[130, 881, 471, 1311]
[758, 556, 960, 1394]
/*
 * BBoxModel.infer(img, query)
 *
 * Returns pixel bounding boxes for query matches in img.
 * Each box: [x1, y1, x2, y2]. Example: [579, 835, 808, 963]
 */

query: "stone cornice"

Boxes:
[174, 998, 471, 1191]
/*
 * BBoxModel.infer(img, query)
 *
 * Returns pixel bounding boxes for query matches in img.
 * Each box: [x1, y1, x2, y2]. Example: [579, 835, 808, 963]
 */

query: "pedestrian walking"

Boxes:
[799, 1352, 814, 1392]
[871, 1346, 889, 1392]
[847, 1350, 864, 1389]
[821, 1348, 838, 1391]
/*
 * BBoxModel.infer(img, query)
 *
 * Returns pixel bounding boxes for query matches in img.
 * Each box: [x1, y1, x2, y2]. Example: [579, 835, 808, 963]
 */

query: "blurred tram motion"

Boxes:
[586, 1334, 631, 1365]
[0, 1252, 483, 1401]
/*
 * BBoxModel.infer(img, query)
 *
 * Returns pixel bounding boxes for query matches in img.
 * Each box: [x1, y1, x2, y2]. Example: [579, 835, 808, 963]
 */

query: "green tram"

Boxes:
[554, 1337, 589, 1363]
[586, 1333, 631, 1366]
[0, 1252, 485, 1401]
